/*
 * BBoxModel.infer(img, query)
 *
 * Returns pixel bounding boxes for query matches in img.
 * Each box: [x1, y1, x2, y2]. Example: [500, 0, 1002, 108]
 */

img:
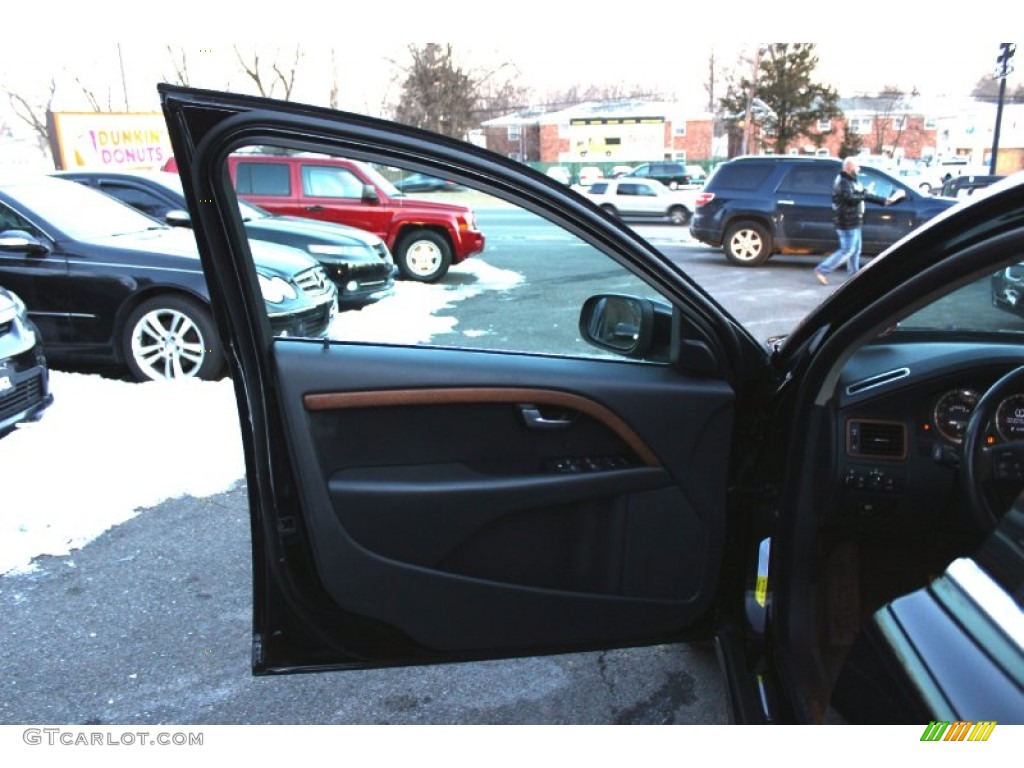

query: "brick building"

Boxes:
[481, 96, 1024, 175]
[482, 101, 714, 172]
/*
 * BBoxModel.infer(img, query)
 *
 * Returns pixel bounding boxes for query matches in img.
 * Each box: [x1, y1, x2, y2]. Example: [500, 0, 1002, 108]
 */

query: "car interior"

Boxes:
[779, 239, 1024, 721]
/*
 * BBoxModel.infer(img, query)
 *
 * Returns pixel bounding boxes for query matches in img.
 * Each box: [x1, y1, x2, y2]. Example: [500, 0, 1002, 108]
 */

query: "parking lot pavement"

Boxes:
[0, 482, 730, 725]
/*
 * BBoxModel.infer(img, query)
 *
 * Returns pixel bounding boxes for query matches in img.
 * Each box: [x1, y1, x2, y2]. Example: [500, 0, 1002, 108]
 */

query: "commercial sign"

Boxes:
[47, 112, 172, 171]
[567, 117, 665, 162]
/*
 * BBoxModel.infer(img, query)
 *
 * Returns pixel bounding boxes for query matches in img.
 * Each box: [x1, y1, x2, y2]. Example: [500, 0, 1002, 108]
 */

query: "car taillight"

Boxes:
[695, 192, 715, 207]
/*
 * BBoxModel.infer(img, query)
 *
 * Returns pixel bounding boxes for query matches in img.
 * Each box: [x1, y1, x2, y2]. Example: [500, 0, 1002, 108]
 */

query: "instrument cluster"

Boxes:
[932, 388, 1024, 444]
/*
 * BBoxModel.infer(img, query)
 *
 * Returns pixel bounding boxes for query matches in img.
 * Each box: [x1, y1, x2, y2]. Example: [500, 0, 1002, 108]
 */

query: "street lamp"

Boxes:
[990, 43, 1016, 174]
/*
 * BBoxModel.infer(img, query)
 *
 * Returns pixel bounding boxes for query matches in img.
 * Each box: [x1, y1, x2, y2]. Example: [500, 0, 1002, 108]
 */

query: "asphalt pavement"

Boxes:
[0, 482, 729, 725]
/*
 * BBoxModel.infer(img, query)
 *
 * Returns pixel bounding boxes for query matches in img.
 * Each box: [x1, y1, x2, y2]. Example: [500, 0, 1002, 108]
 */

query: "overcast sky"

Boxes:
[0, 3, 1016, 127]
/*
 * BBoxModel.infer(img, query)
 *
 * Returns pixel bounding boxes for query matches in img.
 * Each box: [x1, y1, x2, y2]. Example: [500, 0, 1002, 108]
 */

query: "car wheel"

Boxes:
[724, 221, 773, 266]
[919, 182, 933, 194]
[395, 230, 452, 283]
[668, 206, 690, 226]
[123, 295, 224, 382]
[668, 180, 679, 190]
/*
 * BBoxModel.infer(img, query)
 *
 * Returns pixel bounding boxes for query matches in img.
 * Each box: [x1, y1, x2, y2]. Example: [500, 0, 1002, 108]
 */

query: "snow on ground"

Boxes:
[0, 258, 522, 576]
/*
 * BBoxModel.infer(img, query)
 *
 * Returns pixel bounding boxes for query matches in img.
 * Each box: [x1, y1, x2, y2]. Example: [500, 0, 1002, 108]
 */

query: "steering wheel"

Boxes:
[961, 365, 1024, 530]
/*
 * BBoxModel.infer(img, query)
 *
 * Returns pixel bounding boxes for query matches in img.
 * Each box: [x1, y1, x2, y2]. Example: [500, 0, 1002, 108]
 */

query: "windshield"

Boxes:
[895, 266, 1024, 338]
[9, 180, 168, 240]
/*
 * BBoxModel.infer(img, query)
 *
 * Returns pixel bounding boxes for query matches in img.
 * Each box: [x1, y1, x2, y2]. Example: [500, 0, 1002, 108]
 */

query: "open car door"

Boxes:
[159, 86, 770, 693]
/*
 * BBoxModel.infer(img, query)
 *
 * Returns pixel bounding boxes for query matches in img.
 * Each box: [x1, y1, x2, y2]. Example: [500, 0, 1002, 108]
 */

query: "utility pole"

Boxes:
[990, 43, 1016, 175]
[741, 45, 763, 156]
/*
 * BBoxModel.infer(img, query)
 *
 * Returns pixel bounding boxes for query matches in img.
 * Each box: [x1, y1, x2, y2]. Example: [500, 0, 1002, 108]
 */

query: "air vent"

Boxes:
[847, 419, 907, 460]
[846, 367, 910, 396]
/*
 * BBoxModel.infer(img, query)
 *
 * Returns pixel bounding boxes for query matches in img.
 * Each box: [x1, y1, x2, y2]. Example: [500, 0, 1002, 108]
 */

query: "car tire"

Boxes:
[395, 230, 452, 283]
[668, 206, 691, 226]
[668, 180, 679, 190]
[600, 204, 619, 218]
[919, 182, 933, 194]
[724, 221, 773, 266]
[122, 295, 224, 382]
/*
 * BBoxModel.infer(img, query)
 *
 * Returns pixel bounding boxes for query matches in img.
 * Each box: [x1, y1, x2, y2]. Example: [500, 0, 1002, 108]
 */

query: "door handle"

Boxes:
[305, 205, 325, 212]
[778, 199, 795, 205]
[518, 404, 573, 430]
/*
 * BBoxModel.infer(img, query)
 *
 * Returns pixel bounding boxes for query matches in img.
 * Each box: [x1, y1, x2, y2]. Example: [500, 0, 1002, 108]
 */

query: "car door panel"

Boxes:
[271, 341, 733, 652]
[160, 86, 754, 672]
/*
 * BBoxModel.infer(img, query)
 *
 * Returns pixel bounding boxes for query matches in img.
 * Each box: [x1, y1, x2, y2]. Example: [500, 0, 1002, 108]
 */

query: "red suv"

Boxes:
[167, 153, 485, 282]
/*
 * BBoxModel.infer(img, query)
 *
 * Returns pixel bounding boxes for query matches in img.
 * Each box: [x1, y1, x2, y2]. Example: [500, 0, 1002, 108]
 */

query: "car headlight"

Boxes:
[257, 274, 298, 304]
[9, 291, 28, 322]
[307, 243, 370, 258]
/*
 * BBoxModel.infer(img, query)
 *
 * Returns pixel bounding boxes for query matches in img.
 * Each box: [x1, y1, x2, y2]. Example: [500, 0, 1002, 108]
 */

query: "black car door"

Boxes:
[772, 162, 838, 251]
[161, 86, 768, 675]
[858, 167, 918, 253]
[0, 199, 71, 344]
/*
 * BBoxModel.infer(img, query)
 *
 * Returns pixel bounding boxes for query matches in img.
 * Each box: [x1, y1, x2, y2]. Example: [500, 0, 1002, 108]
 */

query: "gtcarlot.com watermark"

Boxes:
[23, 728, 203, 747]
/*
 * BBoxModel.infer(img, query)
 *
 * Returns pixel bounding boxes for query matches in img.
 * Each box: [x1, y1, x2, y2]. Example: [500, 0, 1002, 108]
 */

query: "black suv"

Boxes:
[625, 162, 694, 190]
[690, 156, 957, 266]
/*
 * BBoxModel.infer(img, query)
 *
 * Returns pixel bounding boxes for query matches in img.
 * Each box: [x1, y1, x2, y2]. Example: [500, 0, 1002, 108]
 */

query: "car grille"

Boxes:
[270, 302, 333, 338]
[0, 370, 44, 424]
[294, 266, 333, 298]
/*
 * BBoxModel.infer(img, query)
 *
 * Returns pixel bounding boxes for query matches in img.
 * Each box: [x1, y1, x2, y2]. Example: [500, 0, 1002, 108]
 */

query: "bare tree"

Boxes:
[866, 86, 917, 156]
[74, 76, 111, 112]
[328, 47, 339, 110]
[3, 77, 56, 158]
[233, 45, 303, 100]
[391, 44, 527, 139]
[165, 46, 191, 87]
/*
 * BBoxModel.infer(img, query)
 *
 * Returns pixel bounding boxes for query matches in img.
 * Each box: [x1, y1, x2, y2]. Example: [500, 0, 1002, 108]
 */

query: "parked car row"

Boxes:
[0, 176, 337, 382]
[165, 152, 485, 283]
[55, 170, 396, 309]
[548, 163, 709, 190]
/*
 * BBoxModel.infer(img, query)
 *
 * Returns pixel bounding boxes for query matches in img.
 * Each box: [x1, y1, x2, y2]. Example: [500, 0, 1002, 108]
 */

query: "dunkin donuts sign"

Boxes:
[48, 112, 172, 170]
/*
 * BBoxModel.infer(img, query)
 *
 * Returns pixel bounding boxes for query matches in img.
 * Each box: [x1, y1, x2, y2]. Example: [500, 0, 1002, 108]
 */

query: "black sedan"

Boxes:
[0, 284, 52, 435]
[392, 172, 465, 193]
[0, 177, 337, 382]
[56, 170, 396, 309]
[166, 85, 1024, 727]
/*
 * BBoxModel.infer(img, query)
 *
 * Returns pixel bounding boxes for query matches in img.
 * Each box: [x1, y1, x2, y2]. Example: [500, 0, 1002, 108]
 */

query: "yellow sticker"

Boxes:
[755, 575, 768, 607]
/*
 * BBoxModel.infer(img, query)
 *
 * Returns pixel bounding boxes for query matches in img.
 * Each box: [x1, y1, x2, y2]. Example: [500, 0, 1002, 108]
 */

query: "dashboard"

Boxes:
[829, 340, 1024, 534]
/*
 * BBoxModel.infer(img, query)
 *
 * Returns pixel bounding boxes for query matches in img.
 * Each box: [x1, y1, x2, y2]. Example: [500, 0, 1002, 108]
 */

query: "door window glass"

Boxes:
[229, 143, 670, 362]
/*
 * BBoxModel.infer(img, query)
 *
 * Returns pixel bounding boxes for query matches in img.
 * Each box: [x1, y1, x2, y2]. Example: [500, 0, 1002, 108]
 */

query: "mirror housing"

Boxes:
[361, 184, 380, 203]
[165, 209, 193, 227]
[0, 230, 50, 255]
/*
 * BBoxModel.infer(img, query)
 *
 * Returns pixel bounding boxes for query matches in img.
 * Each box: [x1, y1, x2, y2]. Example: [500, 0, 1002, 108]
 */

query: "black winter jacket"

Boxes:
[832, 170, 887, 229]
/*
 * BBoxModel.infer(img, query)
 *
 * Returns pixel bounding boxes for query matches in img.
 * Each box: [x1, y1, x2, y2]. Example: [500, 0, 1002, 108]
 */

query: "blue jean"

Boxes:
[816, 228, 862, 275]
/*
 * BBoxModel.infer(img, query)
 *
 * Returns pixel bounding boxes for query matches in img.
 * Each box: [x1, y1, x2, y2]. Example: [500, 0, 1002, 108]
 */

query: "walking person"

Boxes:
[814, 158, 902, 285]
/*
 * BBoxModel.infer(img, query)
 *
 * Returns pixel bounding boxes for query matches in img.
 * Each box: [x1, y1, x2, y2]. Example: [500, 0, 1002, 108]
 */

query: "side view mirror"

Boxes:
[0, 230, 50, 255]
[579, 293, 720, 373]
[361, 184, 380, 203]
[579, 294, 656, 358]
[164, 209, 192, 228]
